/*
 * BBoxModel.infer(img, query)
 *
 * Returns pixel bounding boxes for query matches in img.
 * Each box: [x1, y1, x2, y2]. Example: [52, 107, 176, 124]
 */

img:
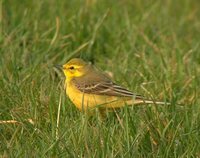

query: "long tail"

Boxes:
[100, 98, 170, 109]
[128, 99, 171, 105]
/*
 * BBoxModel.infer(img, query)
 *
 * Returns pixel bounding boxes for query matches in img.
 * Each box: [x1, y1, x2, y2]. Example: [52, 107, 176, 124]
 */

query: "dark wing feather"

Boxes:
[73, 79, 143, 98]
[71, 65, 143, 99]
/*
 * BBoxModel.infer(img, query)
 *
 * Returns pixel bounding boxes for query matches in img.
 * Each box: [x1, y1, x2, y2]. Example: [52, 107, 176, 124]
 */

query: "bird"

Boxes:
[57, 58, 169, 113]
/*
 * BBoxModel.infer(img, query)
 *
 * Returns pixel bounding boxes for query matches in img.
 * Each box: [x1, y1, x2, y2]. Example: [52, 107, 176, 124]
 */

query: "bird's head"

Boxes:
[60, 58, 89, 80]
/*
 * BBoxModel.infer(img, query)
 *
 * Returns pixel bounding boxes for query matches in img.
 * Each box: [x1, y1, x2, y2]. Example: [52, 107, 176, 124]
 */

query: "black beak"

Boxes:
[54, 64, 63, 70]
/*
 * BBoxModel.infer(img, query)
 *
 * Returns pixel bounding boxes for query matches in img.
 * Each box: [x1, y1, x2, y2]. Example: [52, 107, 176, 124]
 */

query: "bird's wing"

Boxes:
[71, 66, 144, 98]
[73, 79, 143, 99]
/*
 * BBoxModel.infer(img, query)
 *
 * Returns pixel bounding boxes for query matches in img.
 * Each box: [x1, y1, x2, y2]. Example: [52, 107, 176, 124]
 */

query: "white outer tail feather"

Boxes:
[132, 99, 171, 105]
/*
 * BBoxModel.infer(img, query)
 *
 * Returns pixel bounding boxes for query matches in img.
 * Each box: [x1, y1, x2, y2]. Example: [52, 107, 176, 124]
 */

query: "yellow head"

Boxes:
[62, 58, 89, 80]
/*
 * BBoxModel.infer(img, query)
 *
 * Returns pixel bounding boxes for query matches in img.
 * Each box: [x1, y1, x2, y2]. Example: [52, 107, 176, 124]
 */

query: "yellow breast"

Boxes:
[65, 80, 133, 112]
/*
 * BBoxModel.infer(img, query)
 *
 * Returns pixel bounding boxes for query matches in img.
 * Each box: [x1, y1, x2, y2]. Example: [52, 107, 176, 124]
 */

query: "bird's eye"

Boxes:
[69, 66, 75, 70]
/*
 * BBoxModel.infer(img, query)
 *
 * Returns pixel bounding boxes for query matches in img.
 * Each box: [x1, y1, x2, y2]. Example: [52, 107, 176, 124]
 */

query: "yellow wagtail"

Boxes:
[57, 58, 169, 112]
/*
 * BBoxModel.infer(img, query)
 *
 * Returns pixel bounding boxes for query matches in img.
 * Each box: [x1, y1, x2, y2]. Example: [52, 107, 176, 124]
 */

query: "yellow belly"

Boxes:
[66, 81, 132, 111]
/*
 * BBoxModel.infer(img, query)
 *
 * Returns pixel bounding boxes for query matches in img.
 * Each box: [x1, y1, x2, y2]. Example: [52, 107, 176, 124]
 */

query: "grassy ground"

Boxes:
[1, 0, 200, 157]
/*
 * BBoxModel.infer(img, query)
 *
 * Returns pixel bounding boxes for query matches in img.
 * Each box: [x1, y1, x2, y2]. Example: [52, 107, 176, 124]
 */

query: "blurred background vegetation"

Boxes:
[0, 0, 200, 157]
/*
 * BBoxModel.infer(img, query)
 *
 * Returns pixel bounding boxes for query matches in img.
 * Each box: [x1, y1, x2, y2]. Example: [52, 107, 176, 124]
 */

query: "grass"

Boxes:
[1, 0, 200, 157]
